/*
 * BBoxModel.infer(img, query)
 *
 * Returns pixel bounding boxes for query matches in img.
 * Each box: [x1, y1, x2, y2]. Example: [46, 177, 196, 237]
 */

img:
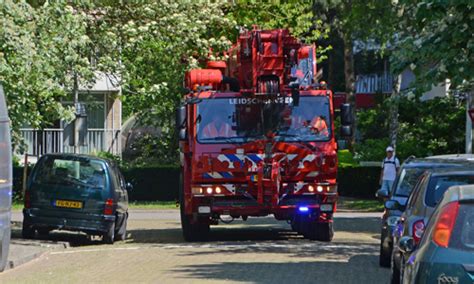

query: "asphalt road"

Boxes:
[3, 210, 389, 284]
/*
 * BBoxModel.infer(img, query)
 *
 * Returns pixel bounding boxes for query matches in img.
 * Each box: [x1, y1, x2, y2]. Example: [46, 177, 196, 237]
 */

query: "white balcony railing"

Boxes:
[20, 128, 121, 157]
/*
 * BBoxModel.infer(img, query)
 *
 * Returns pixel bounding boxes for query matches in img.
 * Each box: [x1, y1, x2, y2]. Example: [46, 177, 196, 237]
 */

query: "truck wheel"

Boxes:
[316, 222, 334, 242]
[291, 215, 304, 234]
[103, 221, 115, 244]
[179, 172, 210, 242]
[304, 221, 334, 242]
[181, 214, 210, 242]
[22, 223, 35, 239]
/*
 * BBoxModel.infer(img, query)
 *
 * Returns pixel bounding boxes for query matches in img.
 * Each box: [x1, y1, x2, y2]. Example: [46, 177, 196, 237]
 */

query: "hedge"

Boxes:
[337, 166, 380, 199]
[12, 165, 380, 202]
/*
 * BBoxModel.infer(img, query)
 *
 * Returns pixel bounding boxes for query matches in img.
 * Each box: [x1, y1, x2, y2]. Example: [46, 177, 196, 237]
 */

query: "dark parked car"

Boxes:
[391, 168, 474, 283]
[400, 185, 474, 284]
[376, 156, 474, 268]
[22, 154, 132, 244]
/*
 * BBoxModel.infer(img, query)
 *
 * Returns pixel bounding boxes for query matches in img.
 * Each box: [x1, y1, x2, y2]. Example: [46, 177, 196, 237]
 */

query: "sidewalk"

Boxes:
[5, 221, 69, 271]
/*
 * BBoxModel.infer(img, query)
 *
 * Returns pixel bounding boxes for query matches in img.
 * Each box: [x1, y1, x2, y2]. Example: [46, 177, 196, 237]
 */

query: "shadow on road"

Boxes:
[171, 255, 389, 284]
[10, 216, 382, 248]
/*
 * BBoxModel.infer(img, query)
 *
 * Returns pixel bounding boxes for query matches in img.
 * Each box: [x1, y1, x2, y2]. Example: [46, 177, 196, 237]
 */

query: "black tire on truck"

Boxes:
[304, 220, 334, 242]
[179, 173, 210, 242]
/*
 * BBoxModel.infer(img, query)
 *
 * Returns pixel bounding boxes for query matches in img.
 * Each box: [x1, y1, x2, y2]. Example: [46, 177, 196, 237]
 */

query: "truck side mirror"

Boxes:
[340, 125, 352, 138]
[340, 103, 352, 125]
[340, 103, 353, 138]
[175, 106, 187, 140]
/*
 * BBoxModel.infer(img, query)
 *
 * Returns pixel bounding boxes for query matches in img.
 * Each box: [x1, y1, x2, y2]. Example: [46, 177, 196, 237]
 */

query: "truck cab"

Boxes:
[177, 28, 352, 242]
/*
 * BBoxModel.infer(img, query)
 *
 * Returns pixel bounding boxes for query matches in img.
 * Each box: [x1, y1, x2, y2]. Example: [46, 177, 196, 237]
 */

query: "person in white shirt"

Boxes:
[379, 146, 400, 194]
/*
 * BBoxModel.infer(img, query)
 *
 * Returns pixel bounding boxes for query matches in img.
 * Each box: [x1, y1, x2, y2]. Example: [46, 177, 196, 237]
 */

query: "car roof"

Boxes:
[427, 168, 474, 177]
[41, 153, 111, 164]
[439, 184, 474, 205]
[401, 155, 474, 168]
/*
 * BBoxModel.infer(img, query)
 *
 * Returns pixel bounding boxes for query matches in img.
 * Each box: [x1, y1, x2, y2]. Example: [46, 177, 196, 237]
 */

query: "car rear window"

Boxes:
[450, 204, 474, 251]
[394, 168, 426, 197]
[33, 157, 106, 189]
[425, 175, 474, 207]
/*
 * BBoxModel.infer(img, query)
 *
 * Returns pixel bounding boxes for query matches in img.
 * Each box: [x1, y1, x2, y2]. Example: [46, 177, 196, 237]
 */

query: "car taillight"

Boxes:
[412, 220, 425, 245]
[433, 201, 459, 248]
[104, 198, 114, 215]
[24, 191, 31, 209]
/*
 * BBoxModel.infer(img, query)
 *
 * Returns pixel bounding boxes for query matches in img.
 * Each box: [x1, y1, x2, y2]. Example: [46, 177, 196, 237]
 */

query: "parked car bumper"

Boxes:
[23, 208, 115, 234]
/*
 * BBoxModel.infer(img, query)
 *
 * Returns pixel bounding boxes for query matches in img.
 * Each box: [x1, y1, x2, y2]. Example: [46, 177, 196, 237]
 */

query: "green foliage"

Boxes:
[391, 2, 474, 92]
[337, 149, 358, 168]
[355, 96, 466, 161]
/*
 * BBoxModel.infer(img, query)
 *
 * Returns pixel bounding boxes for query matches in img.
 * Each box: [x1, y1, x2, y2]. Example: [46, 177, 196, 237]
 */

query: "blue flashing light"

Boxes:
[298, 206, 309, 213]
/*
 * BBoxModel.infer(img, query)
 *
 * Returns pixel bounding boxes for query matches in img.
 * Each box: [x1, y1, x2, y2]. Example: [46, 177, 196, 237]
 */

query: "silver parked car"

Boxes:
[0, 85, 12, 272]
[390, 168, 474, 283]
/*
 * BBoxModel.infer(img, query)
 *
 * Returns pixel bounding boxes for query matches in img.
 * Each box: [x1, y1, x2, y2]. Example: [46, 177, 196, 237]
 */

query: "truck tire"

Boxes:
[316, 222, 334, 242]
[304, 221, 334, 242]
[181, 213, 210, 242]
[179, 172, 210, 242]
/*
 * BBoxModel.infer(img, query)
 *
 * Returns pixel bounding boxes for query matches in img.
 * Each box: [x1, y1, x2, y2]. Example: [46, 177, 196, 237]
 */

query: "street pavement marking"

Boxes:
[50, 247, 141, 255]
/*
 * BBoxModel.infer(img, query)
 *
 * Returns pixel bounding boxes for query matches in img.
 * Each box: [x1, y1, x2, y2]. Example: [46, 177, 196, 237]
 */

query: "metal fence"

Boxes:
[20, 128, 121, 157]
[355, 73, 393, 94]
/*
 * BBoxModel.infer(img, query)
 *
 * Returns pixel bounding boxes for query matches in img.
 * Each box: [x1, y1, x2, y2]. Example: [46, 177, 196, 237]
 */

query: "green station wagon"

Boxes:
[22, 154, 131, 244]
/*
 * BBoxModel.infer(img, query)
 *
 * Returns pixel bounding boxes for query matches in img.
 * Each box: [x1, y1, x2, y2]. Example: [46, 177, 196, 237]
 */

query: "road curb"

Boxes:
[6, 251, 44, 271]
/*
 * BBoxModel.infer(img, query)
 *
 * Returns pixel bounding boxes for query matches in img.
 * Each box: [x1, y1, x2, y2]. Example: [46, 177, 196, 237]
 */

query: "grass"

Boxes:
[338, 197, 384, 212]
[128, 201, 178, 209]
[12, 201, 179, 211]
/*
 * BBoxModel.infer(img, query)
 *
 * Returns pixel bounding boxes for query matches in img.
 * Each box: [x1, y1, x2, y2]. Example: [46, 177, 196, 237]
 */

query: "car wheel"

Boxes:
[103, 222, 115, 244]
[21, 223, 35, 239]
[0, 228, 11, 272]
[390, 251, 401, 284]
[379, 230, 391, 267]
[115, 214, 127, 241]
[303, 221, 334, 242]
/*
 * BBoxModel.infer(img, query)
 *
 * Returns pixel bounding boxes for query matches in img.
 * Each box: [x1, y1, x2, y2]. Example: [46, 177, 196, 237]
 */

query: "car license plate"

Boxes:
[55, 200, 82, 209]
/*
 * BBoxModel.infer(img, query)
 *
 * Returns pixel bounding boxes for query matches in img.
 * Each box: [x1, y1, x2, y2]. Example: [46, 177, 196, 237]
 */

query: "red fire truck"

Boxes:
[176, 28, 352, 242]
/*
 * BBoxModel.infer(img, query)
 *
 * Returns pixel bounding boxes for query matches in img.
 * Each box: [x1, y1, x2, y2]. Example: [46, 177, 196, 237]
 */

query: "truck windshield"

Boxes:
[196, 96, 331, 143]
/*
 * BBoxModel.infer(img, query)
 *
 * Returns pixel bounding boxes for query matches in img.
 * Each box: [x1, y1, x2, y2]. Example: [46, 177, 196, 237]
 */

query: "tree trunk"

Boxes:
[389, 74, 402, 150]
[342, 32, 356, 148]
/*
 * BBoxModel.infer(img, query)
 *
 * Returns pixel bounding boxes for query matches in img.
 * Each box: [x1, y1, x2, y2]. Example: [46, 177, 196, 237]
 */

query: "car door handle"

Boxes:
[463, 264, 474, 273]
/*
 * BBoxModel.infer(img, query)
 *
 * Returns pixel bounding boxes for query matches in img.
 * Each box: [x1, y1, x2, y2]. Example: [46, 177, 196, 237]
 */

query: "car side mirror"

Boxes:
[385, 200, 402, 210]
[125, 182, 133, 192]
[399, 236, 415, 254]
[376, 188, 389, 200]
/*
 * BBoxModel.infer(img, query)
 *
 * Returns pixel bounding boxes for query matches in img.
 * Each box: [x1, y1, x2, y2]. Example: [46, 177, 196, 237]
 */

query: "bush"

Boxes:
[121, 165, 180, 201]
[337, 166, 380, 199]
[12, 165, 379, 202]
